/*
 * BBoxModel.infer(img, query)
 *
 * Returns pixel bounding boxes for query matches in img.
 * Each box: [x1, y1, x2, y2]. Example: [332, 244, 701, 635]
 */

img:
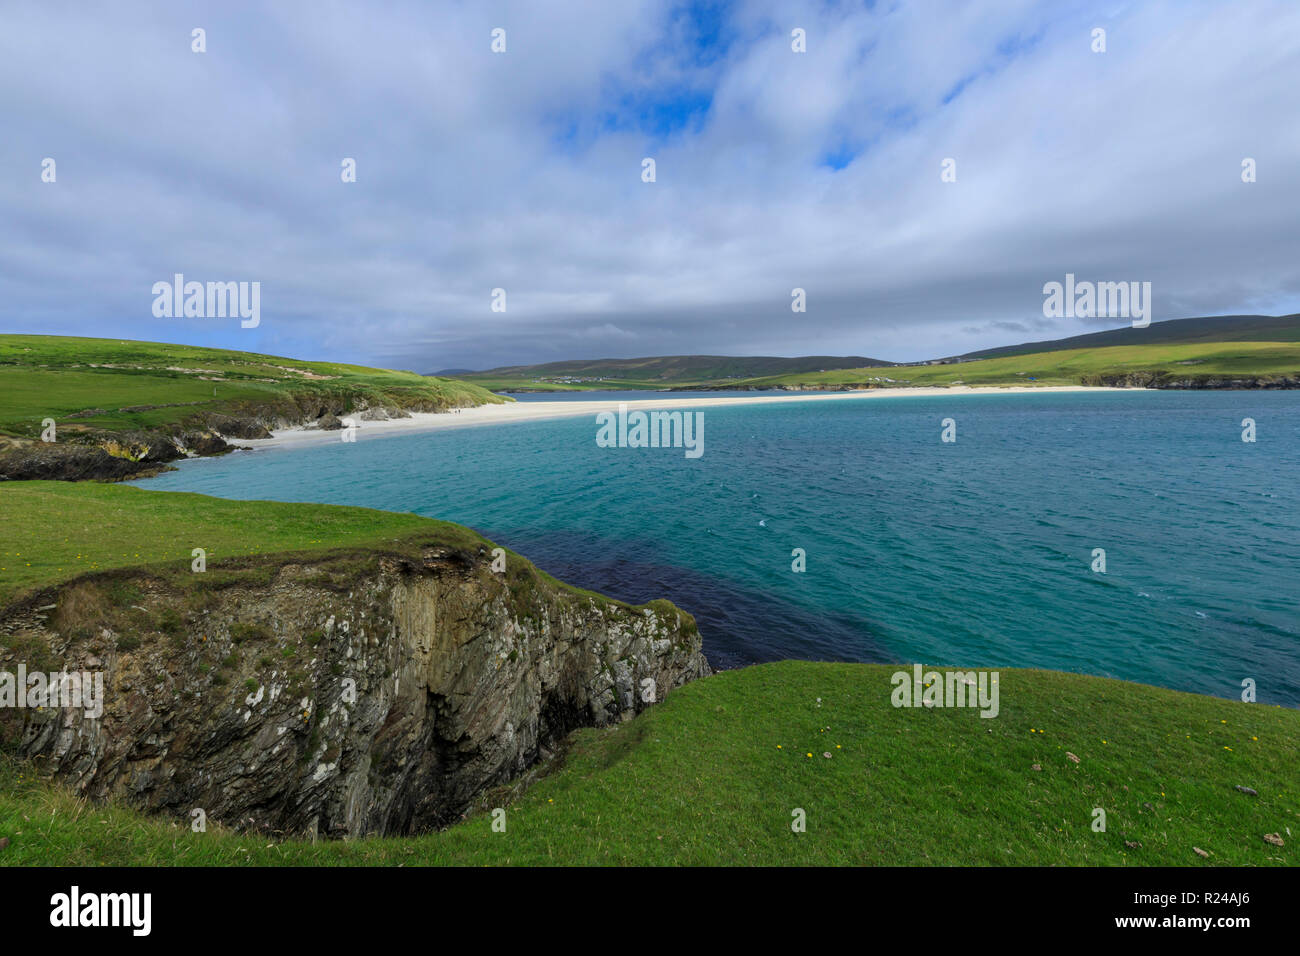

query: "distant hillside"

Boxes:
[952, 313, 1300, 362]
[454, 314, 1300, 392]
[452, 354, 892, 389]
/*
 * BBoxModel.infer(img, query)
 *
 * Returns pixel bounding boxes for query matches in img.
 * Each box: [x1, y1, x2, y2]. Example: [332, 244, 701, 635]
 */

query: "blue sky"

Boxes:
[2, 0, 1298, 371]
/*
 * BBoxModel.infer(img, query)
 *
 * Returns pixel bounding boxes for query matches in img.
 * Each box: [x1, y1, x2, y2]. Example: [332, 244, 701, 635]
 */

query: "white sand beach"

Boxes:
[239, 385, 1133, 451]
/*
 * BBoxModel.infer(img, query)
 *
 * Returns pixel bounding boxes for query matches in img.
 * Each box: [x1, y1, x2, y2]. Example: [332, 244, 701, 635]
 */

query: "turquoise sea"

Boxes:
[136, 390, 1300, 706]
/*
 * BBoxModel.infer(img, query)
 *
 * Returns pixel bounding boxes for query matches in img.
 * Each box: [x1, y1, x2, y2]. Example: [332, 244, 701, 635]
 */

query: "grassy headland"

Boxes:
[0, 482, 624, 612]
[0, 335, 504, 481]
[0, 334, 502, 439]
[0, 482, 459, 606]
[0, 484, 1295, 866]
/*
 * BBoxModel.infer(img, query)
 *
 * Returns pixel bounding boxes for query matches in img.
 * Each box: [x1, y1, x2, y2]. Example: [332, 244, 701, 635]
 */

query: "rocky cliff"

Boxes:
[0, 543, 709, 837]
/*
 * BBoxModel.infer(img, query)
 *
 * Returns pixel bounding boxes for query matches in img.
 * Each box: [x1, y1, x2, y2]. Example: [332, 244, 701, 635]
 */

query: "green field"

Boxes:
[734, 341, 1300, 389]
[2, 661, 1295, 866]
[0, 482, 476, 606]
[0, 334, 503, 439]
[961, 312, 1300, 360]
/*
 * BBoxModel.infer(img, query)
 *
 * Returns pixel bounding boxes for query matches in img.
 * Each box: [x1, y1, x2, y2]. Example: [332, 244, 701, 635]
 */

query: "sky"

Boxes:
[2, 0, 1298, 372]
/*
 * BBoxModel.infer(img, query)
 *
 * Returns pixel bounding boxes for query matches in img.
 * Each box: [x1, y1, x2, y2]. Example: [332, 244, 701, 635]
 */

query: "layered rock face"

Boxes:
[1, 546, 709, 837]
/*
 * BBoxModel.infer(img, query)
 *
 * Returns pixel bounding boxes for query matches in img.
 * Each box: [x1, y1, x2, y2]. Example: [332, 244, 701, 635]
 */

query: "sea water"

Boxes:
[136, 390, 1300, 706]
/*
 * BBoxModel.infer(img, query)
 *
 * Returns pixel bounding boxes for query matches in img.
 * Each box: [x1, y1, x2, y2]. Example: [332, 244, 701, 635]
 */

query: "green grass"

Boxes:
[733, 342, 1300, 389]
[0, 482, 482, 606]
[2, 662, 1295, 865]
[962, 312, 1300, 359]
[0, 334, 505, 439]
[0, 482, 634, 613]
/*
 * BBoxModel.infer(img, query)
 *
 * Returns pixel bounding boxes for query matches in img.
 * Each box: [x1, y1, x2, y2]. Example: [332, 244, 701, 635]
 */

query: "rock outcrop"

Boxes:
[1078, 371, 1300, 389]
[0, 543, 709, 837]
[0, 428, 233, 481]
[0, 392, 490, 482]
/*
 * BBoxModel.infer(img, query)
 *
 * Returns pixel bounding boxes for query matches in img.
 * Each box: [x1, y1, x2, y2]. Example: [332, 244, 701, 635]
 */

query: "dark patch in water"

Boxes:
[483, 526, 890, 671]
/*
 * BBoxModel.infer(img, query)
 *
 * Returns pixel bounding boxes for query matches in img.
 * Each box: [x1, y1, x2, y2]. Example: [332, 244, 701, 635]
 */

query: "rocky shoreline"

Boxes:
[10, 374, 1293, 482]
[1077, 372, 1300, 389]
[0, 393, 480, 483]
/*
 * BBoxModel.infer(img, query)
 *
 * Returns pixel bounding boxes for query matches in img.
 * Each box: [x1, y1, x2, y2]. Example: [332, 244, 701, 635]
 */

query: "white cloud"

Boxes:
[1, 0, 1296, 370]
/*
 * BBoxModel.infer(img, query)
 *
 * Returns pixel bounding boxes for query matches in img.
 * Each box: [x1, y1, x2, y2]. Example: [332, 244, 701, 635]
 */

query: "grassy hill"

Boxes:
[0, 334, 502, 440]
[0, 335, 506, 481]
[455, 315, 1300, 391]
[953, 313, 1300, 362]
[2, 659, 1295, 865]
[1, 484, 1296, 866]
[731, 341, 1300, 389]
[454, 354, 891, 391]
